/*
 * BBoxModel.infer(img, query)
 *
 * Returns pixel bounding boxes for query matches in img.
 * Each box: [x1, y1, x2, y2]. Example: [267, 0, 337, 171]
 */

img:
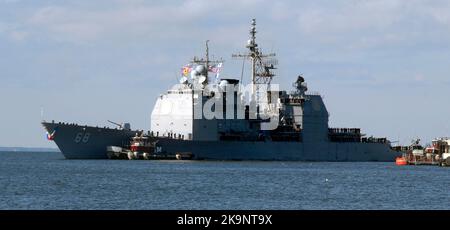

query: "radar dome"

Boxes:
[190, 70, 198, 79]
[195, 65, 207, 75]
[198, 76, 206, 84]
[179, 76, 188, 84]
[219, 79, 229, 91]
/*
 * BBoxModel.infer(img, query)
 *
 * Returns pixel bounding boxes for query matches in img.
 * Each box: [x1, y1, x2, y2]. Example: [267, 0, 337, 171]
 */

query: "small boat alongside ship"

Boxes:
[106, 134, 193, 160]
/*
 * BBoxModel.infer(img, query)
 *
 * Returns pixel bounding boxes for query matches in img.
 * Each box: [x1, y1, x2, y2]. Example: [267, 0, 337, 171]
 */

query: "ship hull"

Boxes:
[155, 138, 401, 162]
[42, 122, 401, 161]
[42, 122, 138, 159]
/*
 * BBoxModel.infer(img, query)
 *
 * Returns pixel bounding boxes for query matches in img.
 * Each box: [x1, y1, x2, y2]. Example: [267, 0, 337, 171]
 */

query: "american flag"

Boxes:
[208, 62, 223, 79]
[46, 130, 56, 141]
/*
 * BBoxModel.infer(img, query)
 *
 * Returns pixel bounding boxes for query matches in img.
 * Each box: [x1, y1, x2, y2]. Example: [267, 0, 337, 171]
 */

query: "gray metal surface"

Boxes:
[42, 122, 138, 159]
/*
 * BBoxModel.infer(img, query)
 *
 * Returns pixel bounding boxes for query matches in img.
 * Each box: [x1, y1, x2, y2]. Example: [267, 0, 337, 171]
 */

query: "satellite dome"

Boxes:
[190, 70, 198, 79]
[179, 76, 188, 84]
[195, 65, 206, 75]
[198, 76, 206, 84]
[219, 79, 229, 91]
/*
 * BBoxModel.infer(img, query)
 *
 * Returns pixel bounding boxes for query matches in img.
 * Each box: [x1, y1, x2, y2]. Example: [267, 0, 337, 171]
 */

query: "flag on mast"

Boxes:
[208, 62, 223, 79]
[181, 64, 193, 77]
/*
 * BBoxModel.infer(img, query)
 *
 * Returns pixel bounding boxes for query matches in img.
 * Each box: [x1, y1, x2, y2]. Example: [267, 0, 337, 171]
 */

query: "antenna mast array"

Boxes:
[232, 19, 278, 101]
[191, 40, 223, 85]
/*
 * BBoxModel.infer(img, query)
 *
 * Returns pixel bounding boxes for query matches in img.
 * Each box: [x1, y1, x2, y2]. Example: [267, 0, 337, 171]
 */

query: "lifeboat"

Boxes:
[395, 157, 407, 166]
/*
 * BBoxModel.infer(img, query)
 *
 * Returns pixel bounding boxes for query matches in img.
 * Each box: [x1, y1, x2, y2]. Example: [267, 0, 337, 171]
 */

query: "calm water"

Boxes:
[0, 151, 449, 210]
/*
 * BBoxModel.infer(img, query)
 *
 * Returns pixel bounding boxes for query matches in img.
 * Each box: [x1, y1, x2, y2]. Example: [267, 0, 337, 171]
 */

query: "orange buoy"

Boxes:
[396, 157, 407, 166]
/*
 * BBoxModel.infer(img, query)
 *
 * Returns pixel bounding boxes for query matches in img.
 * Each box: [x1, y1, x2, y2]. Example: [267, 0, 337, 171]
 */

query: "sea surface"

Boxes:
[0, 151, 449, 210]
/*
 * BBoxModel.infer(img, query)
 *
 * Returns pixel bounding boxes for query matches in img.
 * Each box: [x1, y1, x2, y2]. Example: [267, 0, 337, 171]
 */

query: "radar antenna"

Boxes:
[206, 40, 209, 80]
[232, 19, 277, 102]
[190, 40, 224, 86]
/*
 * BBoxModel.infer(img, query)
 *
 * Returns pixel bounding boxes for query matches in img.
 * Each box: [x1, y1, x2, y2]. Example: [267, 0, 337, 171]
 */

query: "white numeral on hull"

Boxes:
[74, 132, 91, 143]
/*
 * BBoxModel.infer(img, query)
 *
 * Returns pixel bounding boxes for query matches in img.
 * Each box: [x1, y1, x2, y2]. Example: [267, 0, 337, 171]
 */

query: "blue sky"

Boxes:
[1, 0, 450, 147]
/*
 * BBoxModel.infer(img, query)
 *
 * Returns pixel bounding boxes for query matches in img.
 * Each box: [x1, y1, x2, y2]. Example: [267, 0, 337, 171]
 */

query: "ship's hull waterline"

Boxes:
[43, 122, 400, 161]
[156, 138, 400, 162]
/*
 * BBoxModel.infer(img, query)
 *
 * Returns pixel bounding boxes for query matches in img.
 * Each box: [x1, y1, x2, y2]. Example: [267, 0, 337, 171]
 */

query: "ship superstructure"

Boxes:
[150, 19, 401, 161]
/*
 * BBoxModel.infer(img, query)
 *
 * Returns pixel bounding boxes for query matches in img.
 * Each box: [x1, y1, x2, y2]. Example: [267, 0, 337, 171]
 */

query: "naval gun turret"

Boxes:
[107, 120, 131, 130]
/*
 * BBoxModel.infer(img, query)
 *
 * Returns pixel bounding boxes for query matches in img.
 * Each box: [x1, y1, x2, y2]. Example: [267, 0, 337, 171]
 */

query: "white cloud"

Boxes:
[24, 0, 263, 44]
[298, 1, 398, 32]
[19, 0, 450, 50]
[295, 0, 450, 48]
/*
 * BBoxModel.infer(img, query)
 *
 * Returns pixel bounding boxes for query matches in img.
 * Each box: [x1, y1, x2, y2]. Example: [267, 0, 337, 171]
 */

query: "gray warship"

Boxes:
[42, 121, 139, 159]
[42, 19, 402, 161]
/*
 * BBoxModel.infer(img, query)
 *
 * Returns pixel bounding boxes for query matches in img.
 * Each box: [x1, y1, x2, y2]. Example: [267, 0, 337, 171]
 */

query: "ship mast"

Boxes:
[191, 40, 222, 86]
[205, 40, 209, 81]
[249, 19, 257, 95]
[232, 19, 277, 102]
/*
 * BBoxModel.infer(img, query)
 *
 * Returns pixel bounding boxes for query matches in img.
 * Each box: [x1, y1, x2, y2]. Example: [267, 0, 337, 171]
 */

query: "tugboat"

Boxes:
[106, 134, 158, 160]
[395, 139, 422, 166]
[406, 139, 428, 165]
[106, 134, 194, 160]
[128, 135, 159, 160]
[431, 138, 450, 167]
[396, 138, 450, 166]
